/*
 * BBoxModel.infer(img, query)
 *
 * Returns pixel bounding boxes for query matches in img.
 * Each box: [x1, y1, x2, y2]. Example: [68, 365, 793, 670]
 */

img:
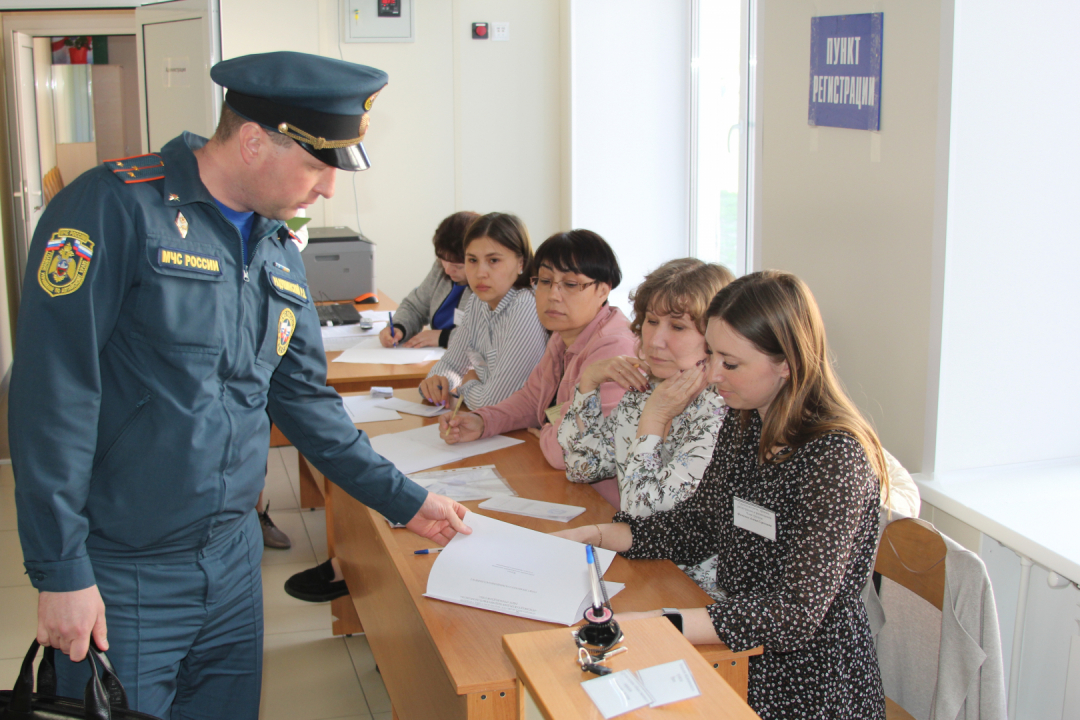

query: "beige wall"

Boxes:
[758, 0, 951, 472]
[221, 0, 565, 303]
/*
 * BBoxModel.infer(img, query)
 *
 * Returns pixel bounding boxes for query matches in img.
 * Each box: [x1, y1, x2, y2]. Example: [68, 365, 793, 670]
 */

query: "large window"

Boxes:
[690, 0, 756, 275]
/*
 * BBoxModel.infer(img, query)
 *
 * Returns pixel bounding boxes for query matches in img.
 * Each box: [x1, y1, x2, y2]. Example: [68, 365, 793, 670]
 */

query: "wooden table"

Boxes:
[279, 291, 437, 507]
[503, 616, 761, 719]
[314, 396, 761, 720]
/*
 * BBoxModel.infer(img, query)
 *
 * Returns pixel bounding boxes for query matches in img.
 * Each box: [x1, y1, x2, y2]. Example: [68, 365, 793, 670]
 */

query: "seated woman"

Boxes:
[557, 270, 889, 720]
[420, 213, 549, 409]
[440, 229, 636, 469]
[558, 258, 733, 592]
[380, 210, 479, 348]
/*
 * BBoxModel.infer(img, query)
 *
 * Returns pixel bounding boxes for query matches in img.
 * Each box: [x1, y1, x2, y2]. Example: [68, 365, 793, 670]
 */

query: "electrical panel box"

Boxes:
[344, 0, 414, 43]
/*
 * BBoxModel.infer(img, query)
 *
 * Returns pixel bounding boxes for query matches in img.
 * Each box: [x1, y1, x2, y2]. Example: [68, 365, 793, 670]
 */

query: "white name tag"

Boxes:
[453, 308, 466, 326]
[733, 497, 776, 541]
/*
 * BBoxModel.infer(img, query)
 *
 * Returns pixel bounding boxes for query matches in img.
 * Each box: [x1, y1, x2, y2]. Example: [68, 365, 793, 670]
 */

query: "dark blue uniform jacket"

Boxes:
[10, 133, 427, 592]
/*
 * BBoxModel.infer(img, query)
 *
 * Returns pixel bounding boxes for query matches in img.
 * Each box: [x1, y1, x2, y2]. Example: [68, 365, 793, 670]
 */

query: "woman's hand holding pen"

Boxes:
[419, 375, 452, 407]
[379, 325, 404, 348]
[440, 411, 484, 444]
[579, 355, 651, 394]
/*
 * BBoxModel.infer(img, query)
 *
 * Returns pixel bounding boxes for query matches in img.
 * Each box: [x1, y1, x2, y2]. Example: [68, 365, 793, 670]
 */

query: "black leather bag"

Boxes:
[0, 640, 162, 719]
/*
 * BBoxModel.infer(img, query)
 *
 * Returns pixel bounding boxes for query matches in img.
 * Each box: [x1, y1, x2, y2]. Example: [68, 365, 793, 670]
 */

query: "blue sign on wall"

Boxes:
[809, 13, 883, 131]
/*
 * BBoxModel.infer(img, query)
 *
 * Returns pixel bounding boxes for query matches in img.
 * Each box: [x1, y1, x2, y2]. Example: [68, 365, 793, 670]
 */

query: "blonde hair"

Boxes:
[629, 258, 735, 337]
[707, 270, 889, 498]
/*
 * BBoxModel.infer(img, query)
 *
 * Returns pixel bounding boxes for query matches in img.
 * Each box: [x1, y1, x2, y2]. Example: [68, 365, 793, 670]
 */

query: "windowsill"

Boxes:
[913, 456, 1080, 584]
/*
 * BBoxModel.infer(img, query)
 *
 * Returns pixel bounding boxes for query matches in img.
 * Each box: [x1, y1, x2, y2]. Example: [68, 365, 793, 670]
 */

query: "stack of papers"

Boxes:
[369, 424, 523, 475]
[424, 513, 618, 625]
[341, 394, 402, 424]
[478, 496, 585, 523]
[321, 322, 385, 352]
[408, 465, 515, 502]
[332, 337, 446, 365]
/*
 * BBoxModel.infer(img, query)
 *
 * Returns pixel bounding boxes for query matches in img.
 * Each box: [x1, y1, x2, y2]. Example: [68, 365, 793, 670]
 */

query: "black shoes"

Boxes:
[284, 559, 348, 603]
[259, 503, 292, 549]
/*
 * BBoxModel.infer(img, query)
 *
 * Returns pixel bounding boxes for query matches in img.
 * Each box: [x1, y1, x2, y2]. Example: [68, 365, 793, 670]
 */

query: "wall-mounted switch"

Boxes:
[472, 22, 489, 39]
[492, 22, 509, 41]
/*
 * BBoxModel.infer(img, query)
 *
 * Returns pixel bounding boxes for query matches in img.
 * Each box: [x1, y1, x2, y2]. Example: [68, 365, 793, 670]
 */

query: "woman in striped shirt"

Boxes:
[420, 213, 549, 409]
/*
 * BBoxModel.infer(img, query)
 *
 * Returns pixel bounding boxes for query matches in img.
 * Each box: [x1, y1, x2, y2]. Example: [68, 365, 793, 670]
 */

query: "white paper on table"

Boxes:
[637, 659, 701, 708]
[580, 670, 653, 718]
[341, 394, 402, 424]
[369, 424, 523, 475]
[408, 465, 516, 502]
[376, 397, 448, 417]
[332, 337, 446, 365]
[424, 512, 617, 625]
[320, 322, 386, 351]
[478, 496, 585, 522]
[359, 310, 393, 322]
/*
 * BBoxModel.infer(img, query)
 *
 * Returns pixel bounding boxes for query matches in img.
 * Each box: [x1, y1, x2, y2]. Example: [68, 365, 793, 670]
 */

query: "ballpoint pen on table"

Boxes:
[413, 548, 444, 555]
[584, 544, 613, 625]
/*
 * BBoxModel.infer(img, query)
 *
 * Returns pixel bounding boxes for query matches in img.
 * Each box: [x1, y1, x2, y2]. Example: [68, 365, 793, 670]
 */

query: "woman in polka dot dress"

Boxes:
[557, 270, 888, 719]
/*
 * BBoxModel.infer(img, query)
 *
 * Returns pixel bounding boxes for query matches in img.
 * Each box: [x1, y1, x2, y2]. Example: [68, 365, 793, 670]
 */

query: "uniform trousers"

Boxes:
[55, 511, 264, 720]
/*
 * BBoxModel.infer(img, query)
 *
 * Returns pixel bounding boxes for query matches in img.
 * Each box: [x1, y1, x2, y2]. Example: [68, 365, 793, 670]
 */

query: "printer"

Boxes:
[300, 226, 376, 302]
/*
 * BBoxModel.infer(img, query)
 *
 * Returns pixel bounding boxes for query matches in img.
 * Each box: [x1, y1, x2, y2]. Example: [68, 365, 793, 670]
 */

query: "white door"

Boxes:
[136, 0, 222, 152]
[10, 31, 45, 293]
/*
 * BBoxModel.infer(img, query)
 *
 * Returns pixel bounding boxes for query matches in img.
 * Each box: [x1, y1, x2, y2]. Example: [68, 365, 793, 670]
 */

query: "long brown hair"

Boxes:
[707, 270, 888, 495]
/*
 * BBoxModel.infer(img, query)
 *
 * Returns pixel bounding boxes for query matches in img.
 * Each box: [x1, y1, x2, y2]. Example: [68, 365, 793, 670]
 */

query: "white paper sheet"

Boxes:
[478, 496, 586, 523]
[332, 337, 446, 365]
[424, 512, 617, 625]
[581, 671, 652, 718]
[376, 397, 448, 417]
[408, 465, 516, 502]
[369, 424, 523, 475]
[341, 394, 402, 424]
[637, 659, 701, 708]
[320, 322, 386, 351]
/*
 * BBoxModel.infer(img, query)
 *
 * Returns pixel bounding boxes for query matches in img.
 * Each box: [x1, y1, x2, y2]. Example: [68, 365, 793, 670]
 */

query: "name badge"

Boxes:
[733, 497, 776, 541]
[544, 402, 565, 427]
[453, 308, 466, 326]
[158, 247, 222, 276]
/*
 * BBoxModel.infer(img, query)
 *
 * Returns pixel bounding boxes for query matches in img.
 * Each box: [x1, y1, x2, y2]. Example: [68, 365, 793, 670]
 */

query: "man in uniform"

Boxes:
[10, 51, 470, 719]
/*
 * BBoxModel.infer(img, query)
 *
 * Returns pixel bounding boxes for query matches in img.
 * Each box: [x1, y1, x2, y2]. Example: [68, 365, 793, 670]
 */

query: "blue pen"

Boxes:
[388, 311, 396, 347]
[414, 548, 444, 555]
[586, 545, 603, 610]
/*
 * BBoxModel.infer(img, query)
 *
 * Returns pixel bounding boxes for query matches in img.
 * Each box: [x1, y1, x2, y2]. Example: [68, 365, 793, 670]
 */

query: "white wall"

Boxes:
[221, 0, 564, 303]
[934, 0, 1080, 472]
[757, 0, 952, 473]
[569, 0, 690, 314]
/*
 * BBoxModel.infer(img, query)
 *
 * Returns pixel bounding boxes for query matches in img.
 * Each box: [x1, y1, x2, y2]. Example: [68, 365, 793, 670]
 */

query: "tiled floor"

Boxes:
[0, 447, 393, 720]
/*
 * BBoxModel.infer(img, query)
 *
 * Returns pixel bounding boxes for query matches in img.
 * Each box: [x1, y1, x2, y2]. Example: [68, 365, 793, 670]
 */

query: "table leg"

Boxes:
[324, 480, 365, 636]
[297, 453, 326, 509]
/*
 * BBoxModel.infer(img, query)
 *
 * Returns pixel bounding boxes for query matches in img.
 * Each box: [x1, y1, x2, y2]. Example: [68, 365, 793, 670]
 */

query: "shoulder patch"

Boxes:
[103, 153, 165, 184]
[38, 229, 94, 297]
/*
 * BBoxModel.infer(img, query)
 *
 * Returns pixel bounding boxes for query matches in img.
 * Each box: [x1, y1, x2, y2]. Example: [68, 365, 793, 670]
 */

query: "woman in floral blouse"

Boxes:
[557, 258, 733, 594]
[556, 271, 889, 719]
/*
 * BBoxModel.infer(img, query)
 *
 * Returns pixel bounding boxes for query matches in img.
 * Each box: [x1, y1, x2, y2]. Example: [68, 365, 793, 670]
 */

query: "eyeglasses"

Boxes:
[530, 277, 598, 294]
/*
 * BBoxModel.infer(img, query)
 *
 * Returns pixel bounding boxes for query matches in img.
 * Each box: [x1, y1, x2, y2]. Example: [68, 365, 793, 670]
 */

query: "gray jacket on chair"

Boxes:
[392, 260, 472, 348]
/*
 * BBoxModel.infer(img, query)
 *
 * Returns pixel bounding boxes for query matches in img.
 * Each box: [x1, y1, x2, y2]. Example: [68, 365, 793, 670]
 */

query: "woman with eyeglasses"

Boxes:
[556, 271, 889, 720]
[558, 258, 734, 593]
[440, 230, 636, 469]
[379, 211, 479, 348]
[420, 213, 549, 409]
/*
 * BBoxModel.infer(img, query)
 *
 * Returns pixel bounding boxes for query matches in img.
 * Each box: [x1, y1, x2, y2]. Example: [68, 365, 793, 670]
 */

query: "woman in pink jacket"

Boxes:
[439, 229, 635, 470]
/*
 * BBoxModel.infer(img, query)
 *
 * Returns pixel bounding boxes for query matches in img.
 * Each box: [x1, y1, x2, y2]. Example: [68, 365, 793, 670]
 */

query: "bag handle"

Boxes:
[4, 639, 129, 719]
